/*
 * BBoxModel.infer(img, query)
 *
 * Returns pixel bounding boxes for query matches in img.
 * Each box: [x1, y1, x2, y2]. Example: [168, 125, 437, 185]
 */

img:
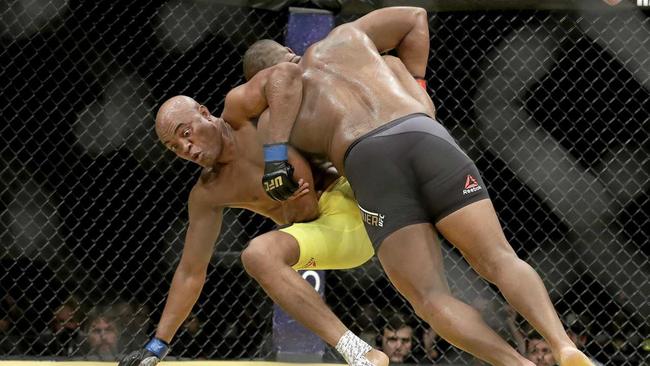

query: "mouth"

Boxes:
[192, 152, 201, 161]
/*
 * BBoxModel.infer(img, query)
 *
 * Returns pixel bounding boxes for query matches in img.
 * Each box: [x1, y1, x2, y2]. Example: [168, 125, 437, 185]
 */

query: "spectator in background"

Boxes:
[526, 332, 555, 366]
[37, 297, 84, 357]
[114, 301, 151, 352]
[503, 304, 527, 355]
[421, 326, 442, 363]
[379, 313, 417, 364]
[0, 294, 23, 355]
[84, 307, 121, 360]
[352, 303, 381, 347]
[173, 312, 211, 359]
[563, 313, 603, 366]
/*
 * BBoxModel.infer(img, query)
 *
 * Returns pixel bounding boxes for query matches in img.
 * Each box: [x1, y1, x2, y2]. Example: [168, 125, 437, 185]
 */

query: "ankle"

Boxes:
[335, 330, 372, 364]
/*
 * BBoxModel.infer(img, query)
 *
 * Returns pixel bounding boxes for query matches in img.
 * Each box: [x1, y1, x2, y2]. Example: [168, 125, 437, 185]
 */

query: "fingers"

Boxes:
[287, 179, 310, 200]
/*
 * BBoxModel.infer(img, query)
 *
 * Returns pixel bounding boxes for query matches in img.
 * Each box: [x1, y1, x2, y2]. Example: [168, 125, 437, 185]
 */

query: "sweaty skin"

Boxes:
[152, 96, 321, 343]
[240, 6, 594, 366]
[272, 20, 430, 175]
[149, 95, 389, 366]
[156, 96, 319, 226]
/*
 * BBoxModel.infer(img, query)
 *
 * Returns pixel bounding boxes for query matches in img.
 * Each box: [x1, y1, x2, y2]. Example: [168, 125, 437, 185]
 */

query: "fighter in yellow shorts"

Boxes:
[282, 176, 373, 270]
[118, 93, 384, 366]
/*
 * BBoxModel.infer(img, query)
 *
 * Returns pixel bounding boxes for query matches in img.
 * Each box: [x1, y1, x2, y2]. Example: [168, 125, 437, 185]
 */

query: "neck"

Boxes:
[214, 122, 236, 165]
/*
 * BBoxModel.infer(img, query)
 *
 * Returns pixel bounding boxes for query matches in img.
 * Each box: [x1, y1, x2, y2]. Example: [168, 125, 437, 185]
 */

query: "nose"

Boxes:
[180, 140, 193, 157]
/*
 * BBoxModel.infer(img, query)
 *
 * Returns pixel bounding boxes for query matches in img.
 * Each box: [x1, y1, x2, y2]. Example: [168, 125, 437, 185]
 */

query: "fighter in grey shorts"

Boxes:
[238, 6, 594, 365]
[344, 113, 489, 247]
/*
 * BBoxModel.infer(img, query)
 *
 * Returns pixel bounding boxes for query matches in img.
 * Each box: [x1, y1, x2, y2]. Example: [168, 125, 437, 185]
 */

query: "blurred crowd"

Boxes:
[1, 291, 647, 365]
[345, 297, 648, 366]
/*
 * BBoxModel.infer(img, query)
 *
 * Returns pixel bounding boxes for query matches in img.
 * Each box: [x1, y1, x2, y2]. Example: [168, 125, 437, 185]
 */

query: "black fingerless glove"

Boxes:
[118, 338, 169, 366]
[262, 143, 298, 201]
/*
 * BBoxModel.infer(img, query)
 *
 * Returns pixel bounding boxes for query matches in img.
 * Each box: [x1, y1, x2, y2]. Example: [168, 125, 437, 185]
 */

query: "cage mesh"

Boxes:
[1, 2, 648, 365]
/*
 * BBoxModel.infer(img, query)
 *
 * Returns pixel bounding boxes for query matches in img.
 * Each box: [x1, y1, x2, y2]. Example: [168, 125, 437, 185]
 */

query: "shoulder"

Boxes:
[327, 22, 366, 41]
[189, 169, 227, 206]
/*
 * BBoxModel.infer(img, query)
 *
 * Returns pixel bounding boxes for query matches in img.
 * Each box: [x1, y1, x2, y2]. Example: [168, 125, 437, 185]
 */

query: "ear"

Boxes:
[198, 104, 211, 118]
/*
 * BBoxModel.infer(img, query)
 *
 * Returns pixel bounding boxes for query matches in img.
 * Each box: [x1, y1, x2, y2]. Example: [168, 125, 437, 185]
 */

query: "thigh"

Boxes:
[435, 199, 515, 266]
[377, 223, 450, 301]
[279, 184, 375, 270]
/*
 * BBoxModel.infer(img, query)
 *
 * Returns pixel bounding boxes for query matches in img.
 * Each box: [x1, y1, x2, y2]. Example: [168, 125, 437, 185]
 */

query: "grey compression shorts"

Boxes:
[343, 113, 490, 248]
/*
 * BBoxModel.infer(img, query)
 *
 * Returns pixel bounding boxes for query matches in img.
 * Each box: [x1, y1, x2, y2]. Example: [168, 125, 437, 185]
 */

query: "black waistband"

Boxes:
[343, 113, 431, 164]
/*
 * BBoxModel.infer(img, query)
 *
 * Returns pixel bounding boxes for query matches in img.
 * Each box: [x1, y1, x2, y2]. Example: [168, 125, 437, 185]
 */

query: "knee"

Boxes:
[241, 238, 272, 279]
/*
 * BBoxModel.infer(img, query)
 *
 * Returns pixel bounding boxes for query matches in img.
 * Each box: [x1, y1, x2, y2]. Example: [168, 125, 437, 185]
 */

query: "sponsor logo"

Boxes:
[358, 205, 385, 227]
[303, 257, 316, 268]
[263, 176, 283, 192]
[463, 175, 483, 195]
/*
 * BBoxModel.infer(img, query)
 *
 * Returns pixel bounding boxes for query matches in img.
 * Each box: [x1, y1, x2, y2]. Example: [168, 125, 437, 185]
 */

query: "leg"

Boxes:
[241, 230, 387, 366]
[436, 198, 592, 366]
[377, 223, 534, 366]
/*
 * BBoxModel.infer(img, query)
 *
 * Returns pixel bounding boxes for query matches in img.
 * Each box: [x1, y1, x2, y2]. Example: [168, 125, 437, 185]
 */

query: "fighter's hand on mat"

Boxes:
[119, 338, 169, 366]
[287, 178, 310, 201]
[262, 143, 298, 201]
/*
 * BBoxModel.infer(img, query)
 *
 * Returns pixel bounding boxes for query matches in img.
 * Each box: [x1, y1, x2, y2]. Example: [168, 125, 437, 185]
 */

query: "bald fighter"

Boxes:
[116, 94, 387, 366]
[240, 6, 593, 366]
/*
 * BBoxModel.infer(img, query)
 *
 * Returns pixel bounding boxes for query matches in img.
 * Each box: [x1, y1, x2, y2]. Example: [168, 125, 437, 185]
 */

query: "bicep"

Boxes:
[222, 78, 269, 129]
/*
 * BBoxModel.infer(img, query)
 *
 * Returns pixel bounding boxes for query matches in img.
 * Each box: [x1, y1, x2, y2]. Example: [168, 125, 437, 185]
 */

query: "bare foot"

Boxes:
[363, 348, 389, 366]
[559, 348, 593, 366]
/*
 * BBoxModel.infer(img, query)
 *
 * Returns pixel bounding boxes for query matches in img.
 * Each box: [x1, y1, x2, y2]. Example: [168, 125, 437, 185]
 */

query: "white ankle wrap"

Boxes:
[335, 330, 373, 365]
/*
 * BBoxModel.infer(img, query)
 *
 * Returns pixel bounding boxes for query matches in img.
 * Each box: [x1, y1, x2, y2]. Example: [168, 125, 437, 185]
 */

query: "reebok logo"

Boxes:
[463, 175, 482, 195]
[359, 205, 385, 227]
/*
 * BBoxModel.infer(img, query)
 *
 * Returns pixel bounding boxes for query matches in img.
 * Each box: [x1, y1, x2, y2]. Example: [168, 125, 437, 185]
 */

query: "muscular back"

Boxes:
[291, 25, 430, 174]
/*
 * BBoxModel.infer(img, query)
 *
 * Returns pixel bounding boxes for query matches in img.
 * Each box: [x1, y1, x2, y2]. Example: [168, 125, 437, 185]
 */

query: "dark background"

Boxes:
[1, 1, 648, 364]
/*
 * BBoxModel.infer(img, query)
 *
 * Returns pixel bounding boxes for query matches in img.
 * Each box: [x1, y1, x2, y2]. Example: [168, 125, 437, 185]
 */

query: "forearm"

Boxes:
[260, 63, 302, 144]
[396, 8, 430, 78]
[155, 267, 206, 343]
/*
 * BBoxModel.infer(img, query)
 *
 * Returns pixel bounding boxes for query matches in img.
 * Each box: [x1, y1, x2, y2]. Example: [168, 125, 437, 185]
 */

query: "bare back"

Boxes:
[291, 25, 430, 174]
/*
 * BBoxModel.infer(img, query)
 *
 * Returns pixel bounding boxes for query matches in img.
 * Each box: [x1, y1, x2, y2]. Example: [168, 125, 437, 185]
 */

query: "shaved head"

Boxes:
[154, 95, 225, 168]
[155, 95, 200, 143]
[243, 39, 298, 81]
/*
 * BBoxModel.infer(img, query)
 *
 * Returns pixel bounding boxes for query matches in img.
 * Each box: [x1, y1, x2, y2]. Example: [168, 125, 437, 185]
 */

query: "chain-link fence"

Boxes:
[1, 1, 648, 365]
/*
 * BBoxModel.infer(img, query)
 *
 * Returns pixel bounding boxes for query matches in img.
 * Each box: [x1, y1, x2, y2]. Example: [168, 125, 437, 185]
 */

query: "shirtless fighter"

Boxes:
[242, 6, 593, 366]
[116, 48, 436, 365]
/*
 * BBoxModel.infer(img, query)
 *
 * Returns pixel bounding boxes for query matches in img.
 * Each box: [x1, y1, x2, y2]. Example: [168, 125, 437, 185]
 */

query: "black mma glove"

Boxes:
[262, 143, 298, 201]
[119, 338, 169, 366]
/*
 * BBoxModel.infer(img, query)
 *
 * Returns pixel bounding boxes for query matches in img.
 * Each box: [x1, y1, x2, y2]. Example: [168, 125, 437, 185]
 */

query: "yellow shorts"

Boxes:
[280, 177, 374, 270]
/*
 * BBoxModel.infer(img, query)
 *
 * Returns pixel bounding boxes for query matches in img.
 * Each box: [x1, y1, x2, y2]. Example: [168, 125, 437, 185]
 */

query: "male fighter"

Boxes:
[118, 48, 435, 366]
[117, 94, 386, 366]
[242, 6, 593, 366]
